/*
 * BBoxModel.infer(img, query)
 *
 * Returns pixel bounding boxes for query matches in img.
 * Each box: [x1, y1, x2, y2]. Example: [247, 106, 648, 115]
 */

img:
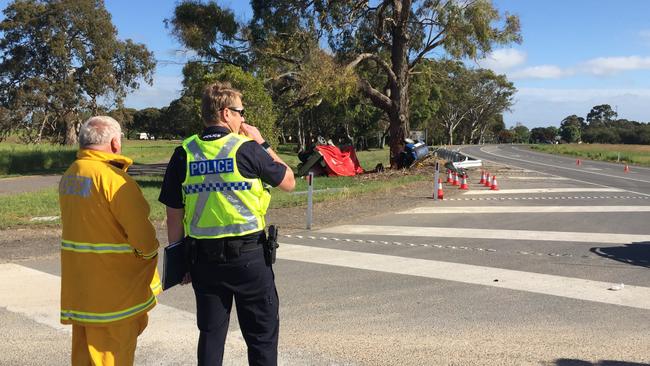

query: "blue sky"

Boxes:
[2, 1, 650, 128]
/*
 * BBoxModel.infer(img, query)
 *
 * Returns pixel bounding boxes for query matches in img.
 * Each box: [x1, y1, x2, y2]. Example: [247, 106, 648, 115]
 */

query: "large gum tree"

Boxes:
[168, 0, 520, 167]
[319, 0, 521, 166]
[0, 0, 155, 144]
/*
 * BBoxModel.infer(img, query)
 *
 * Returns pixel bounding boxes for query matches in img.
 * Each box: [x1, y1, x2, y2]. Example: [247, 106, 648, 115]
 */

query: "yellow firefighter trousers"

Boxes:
[71, 314, 148, 366]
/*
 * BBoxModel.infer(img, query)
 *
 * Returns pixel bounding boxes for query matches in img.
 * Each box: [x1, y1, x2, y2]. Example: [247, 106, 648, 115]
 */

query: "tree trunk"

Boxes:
[387, 0, 411, 168]
[346, 0, 413, 168]
[297, 116, 305, 152]
[64, 118, 79, 145]
[36, 113, 49, 144]
[447, 124, 454, 145]
[343, 122, 354, 146]
[380, 127, 389, 149]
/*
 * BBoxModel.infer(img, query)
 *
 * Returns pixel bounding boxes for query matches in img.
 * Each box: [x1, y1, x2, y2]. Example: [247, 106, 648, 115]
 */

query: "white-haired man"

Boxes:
[59, 116, 161, 365]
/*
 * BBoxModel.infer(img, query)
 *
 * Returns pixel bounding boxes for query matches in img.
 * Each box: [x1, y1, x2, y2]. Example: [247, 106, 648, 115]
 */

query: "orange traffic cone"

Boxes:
[447, 169, 454, 183]
[624, 164, 630, 173]
[459, 174, 469, 190]
[490, 175, 499, 190]
[436, 178, 444, 199]
[576, 159, 581, 166]
[479, 170, 486, 184]
[484, 171, 492, 187]
[452, 171, 460, 186]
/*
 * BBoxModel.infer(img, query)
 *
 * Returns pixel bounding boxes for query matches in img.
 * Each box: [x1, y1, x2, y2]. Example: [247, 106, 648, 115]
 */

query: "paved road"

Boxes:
[0, 175, 62, 196]
[462, 144, 650, 196]
[0, 163, 167, 196]
[1, 145, 649, 365]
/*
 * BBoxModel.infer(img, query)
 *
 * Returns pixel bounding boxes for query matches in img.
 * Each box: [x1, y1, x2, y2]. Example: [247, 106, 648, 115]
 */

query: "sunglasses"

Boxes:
[221, 107, 245, 117]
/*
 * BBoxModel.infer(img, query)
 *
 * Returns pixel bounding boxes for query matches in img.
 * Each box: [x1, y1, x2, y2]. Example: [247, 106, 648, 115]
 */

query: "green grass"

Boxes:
[0, 144, 429, 229]
[0, 140, 179, 176]
[0, 140, 389, 176]
[0, 187, 61, 228]
[0, 144, 77, 176]
[121, 140, 179, 164]
[0, 171, 428, 229]
[530, 143, 650, 166]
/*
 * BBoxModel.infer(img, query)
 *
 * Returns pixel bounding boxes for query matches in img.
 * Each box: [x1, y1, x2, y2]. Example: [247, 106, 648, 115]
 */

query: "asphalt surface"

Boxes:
[1, 145, 649, 365]
[0, 163, 166, 196]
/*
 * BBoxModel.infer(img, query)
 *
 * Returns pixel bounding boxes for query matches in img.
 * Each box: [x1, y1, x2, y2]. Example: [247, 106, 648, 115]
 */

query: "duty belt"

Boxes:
[194, 238, 262, 263]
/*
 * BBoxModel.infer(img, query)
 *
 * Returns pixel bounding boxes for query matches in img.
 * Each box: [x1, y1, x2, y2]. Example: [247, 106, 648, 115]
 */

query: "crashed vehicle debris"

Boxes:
[297, 138, 430, 176]
[297, 143, 364, 177]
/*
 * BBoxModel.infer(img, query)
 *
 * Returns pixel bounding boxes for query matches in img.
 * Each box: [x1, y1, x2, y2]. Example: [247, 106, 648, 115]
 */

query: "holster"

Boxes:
[263, 225, 279, 266]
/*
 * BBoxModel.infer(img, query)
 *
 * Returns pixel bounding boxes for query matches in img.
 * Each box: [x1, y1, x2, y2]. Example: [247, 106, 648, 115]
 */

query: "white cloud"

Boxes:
[504, 87, 650, 127]
[124, 74, 183, 109]
[581, 56, 650, 75]
[477, 48, 527, 72]
[517, 87, 650, 102]
[494, 55, 650, 80]
[509, 65, 571, 80]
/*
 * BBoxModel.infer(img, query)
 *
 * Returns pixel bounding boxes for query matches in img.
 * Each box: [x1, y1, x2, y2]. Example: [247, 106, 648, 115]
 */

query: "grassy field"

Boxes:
[0, 139, 180, 176]
[530, 143, 650, 166]
[0, 143, 431, 229]
[0, 143, 77, 176]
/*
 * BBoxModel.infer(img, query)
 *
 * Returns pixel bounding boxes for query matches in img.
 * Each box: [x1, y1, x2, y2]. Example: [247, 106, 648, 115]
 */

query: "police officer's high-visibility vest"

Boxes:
[181, 133, 271, 238]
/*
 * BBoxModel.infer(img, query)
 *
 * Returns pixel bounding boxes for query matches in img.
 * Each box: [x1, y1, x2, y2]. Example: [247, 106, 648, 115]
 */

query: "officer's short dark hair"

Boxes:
[202, 82, 243, 125]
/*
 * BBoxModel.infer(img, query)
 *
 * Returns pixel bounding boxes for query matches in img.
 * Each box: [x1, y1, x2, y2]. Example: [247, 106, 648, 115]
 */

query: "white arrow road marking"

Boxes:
[398, 206, 650, 214]
[277, 244, 650, 310]
[318, 225, 649, 244]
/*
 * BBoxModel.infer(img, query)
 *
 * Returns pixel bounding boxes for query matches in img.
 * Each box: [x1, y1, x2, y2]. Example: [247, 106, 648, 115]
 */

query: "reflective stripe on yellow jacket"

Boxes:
[59, 149, 161, 326]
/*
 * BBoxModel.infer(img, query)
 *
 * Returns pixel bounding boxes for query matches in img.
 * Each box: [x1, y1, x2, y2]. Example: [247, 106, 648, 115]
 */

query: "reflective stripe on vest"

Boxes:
[183, 136, 260, 237]
[60, 294, 156, 324]
[61, 240, 134, 254]
[183, 181, 252, 194]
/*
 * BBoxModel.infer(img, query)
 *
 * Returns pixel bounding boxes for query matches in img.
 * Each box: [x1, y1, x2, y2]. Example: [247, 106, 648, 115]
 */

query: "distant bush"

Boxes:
[0, 144, 76, 175]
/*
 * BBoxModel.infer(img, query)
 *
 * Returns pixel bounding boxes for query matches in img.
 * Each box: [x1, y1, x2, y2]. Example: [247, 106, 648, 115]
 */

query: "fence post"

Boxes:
[306, 172, 314, 230]
[433, 161, 440, 201]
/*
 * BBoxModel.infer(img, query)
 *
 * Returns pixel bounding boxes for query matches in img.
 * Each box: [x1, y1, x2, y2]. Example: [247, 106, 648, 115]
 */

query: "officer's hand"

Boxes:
[181, 272, 192, 285]
[240, 123, 264, 144]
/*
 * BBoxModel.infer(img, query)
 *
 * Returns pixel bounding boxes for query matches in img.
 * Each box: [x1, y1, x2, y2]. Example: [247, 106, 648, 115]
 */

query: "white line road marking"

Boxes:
[506, 176, 569, 180]
[463, 188, 624, 195]
[476, 146, 650, 196]
[0, 263, 246, 363]
[318, 225, 649, 244]
[277, 244, 650, 310]
[398, 206, 650, 214]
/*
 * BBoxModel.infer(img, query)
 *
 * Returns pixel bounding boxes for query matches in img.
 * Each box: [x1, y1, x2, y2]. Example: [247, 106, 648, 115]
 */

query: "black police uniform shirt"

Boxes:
[158, 126, 287, 243]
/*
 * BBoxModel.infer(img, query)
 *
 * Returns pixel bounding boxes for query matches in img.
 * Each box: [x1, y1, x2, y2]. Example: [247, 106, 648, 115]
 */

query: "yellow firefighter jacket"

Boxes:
[59, 149, 161, 326]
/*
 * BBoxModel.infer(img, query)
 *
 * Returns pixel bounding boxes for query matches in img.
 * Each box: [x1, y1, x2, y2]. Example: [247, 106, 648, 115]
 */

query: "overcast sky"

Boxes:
[2, 0, 649, 129]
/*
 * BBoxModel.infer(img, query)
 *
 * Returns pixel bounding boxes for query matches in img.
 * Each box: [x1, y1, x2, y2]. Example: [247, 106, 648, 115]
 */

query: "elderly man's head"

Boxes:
[78, 116, 122, 153]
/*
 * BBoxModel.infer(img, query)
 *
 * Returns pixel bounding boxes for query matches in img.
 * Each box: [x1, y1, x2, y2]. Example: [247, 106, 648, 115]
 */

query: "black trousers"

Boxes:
[190, 246, 279, 366]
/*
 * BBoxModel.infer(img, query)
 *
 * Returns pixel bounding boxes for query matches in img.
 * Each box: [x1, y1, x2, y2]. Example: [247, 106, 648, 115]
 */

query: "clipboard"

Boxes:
[162, 240, 187, 291]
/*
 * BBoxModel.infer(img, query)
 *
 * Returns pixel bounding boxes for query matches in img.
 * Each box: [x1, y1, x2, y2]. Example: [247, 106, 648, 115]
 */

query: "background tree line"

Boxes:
[1, 0, 522, 168]
[556, 104, 650, 145]
[502, 104, 650, 145]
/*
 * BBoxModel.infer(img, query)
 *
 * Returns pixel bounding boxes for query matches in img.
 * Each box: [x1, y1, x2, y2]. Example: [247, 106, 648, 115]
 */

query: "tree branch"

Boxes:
[409, 31, 446, 71]
[347, 53, 397, 88]
[357, 78, 391, 112]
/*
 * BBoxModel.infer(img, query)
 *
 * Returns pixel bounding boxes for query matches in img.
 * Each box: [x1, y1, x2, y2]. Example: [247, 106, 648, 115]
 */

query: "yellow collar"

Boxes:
[77, 149, 133, 172]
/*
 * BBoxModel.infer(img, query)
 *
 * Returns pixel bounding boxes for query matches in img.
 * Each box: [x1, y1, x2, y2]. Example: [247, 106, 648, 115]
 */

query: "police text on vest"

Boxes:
[189, 158, 234, 176]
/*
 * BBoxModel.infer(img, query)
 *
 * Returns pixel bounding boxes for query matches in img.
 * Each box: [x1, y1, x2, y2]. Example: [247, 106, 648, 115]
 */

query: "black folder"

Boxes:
[162, 240, 187, 291]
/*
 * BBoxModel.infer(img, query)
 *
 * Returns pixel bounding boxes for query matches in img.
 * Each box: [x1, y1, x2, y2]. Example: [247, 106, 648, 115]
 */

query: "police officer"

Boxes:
[159, 81, 295, 365]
